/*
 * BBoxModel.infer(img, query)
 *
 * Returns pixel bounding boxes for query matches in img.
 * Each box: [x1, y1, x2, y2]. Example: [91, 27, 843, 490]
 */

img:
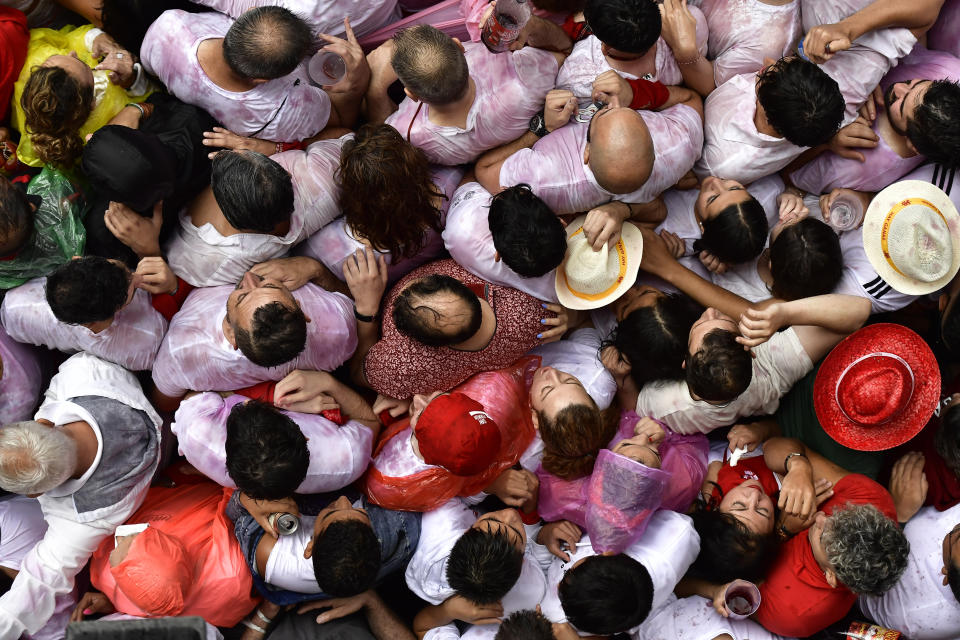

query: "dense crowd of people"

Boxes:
[0, 0, 959, 638]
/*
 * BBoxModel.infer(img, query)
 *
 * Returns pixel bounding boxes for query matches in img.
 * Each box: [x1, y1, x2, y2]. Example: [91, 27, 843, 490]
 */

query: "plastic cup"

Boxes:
[723, 579, 761, 620]
[828, 193, 865, 232]
[308, 51, 346, 86]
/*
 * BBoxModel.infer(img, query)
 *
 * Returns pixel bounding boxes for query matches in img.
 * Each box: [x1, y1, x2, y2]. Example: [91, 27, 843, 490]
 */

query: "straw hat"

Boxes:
[555, 215, 643, 310]
[813, 323, 940, 451]
[862, 180, 960, 295]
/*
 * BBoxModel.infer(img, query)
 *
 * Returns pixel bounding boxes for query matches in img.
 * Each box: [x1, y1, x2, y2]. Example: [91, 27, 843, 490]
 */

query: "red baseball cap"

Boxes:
[415, 393, 502, 476]
[814, 323, 940, 451]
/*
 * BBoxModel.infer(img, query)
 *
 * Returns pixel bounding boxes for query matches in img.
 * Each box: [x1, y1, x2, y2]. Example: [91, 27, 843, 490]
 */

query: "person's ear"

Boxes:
[304, 313, 312, 324]
[824, 568, 838, 589]
[583, 144, 590, 166]
[403, 87, 419, 102]
[303, 537, 314, 559]
[494, 251, 501, 263]
[905, 137, 918, 154]
[530, 407, 539, 431]
[251, 78, 270, 86]
[223, 321, 238, 350]
[452, 37, 465, 54]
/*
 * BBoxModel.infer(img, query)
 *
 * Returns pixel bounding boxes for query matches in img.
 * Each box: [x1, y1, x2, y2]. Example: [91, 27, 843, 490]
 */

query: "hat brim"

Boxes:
[555, 215, 643, 310]
[813, 323, 940, 451]
[862, 180, 960, 296]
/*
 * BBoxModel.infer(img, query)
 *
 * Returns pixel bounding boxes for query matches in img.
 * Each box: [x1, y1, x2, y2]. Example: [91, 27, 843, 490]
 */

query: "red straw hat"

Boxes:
[415, 393, 502, 476]
[814, 323, 940, 451]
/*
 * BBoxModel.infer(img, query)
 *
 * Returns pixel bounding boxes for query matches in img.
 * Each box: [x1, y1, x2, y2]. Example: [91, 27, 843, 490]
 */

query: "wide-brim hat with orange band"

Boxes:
[555, 215, 643, 310]
[862, 180, 960, 295]
[814, 323, 940, 451]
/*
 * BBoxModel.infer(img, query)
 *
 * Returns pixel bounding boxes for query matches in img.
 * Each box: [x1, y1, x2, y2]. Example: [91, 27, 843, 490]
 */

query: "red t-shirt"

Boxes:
[0, 7, 29, 123]
[711, 454, 780, 504]
[754, 474, 897, 637]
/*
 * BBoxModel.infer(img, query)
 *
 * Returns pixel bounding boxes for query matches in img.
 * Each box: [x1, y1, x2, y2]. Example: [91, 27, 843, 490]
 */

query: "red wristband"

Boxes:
[626, 77, 670, 110]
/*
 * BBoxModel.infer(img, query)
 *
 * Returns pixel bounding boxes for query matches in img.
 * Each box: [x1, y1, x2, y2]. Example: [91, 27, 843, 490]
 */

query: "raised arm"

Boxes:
[801, 0, 945, 63]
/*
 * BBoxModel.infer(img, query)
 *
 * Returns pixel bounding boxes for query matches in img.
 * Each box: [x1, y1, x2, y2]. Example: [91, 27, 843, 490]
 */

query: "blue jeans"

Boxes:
[228, 491, 421, 605]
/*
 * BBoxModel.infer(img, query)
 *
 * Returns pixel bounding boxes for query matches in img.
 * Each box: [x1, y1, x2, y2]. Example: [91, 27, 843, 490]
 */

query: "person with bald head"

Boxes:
[476, 83, 702, 249]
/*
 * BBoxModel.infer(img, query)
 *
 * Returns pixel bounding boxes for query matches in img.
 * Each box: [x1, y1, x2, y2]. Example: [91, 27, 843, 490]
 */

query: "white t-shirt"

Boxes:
[535, 510, 700, 636]
[0, 496, 46, 572]
[500, 104, 704, 214]
[385, 43, 559, 166]
[442, 182, 559, 303]
[556, 14, 709, 106]
[530, 328, 617, 410]
[405, 499, 547, 630]
[658, 174, 784, 257]
[637, 328, 812, 434]
[1, 279, 167, 372]
[695, 73, 805, 184]
[141, 10, 331, 142]
[166, 135, 349, 287]
[860, 503, 960, 640]
[633, 594, 795, 640]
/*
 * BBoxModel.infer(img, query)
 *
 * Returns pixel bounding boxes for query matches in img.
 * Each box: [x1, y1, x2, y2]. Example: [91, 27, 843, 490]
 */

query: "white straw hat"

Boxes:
[555, 215, 643, 310]
[862, 180, 960, 295]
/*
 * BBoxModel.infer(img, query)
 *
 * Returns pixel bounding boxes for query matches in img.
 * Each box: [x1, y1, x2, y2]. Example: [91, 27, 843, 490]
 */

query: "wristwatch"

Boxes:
[529, 110, 549, 138]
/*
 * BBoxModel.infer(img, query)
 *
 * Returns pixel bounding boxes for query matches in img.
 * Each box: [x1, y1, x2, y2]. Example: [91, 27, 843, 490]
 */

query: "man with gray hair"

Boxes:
[0, 353, 161, 639]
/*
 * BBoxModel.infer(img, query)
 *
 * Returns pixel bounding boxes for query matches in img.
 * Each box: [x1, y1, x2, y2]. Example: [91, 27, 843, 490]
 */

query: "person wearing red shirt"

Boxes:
[752, 438, 909, 638]
[0, 7, 29, 124]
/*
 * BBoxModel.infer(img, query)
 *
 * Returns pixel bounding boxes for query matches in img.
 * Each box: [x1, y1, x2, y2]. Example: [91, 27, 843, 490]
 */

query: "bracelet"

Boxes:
[275, 142, 282, 155]
[676, 52, 703, 66]
[784, 451, 806, 472]
[354, 306, 377, 323]
[126, 102, 145, 118]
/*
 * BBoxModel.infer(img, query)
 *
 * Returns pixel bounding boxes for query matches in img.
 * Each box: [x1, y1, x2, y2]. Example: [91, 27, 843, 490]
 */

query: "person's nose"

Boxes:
[705, 308, 720, 320]
[891, 82, 910, 100]
[241, 271, 259, 289]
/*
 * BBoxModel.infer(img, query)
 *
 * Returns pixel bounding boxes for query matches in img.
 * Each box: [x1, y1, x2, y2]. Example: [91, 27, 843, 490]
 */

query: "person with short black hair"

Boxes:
[151, 270, 356, 410]
[684, 321, 753, 404]
[494, 609, 556, 640]
[557, 0, 715, 99]
[166, 133, 350, 287]
[365, 24, 563, 165]
[175, 371, 380, 497]
[534, 510, 699, 635]
[1, 256, 170, 371]
[141, 7, 364, 145]
[789, 49, 960, 195]
[225, 400, 309, 500]
[444, 182, 566, 302]
[228, 492, 420, 608]
[407, 501, 544, 638]
[696, 56, 844, 184]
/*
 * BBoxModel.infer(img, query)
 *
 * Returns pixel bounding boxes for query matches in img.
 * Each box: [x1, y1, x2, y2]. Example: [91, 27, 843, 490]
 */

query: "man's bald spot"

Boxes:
[589, 108, 654, 194]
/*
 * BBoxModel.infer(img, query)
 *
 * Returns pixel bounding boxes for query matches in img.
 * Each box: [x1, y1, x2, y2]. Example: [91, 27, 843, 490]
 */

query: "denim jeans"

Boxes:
[228, 491, 421, 605]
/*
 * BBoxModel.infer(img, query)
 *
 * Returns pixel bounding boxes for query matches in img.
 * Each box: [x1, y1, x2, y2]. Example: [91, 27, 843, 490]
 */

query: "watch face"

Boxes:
[531, 114, 544, 130]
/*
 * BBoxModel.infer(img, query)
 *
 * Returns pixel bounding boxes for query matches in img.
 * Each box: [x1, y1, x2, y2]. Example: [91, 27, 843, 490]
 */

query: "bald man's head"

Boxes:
[584, 107, 654, 194]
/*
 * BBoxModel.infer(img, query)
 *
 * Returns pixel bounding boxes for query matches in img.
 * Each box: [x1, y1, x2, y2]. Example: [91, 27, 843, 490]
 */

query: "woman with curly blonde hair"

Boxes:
[12, 23, 150, 167]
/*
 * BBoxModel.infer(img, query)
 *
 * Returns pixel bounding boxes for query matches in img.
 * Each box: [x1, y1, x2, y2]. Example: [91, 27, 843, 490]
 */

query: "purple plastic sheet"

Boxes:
[586, 448, 670, 554]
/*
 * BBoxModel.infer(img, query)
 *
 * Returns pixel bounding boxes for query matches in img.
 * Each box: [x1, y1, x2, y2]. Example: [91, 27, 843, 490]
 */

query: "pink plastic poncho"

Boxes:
[363, 356, 539, 511]
[537, 411, 708, 531]
[585, 448, 670, 554]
